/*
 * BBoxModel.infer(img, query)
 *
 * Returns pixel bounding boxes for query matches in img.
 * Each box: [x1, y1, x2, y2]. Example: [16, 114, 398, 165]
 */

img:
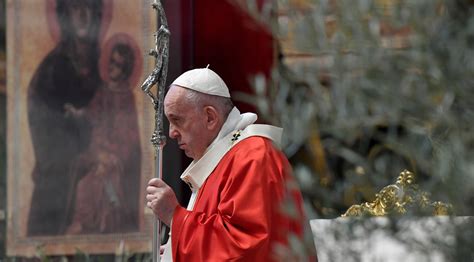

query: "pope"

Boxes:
[146, 67, 317, 261]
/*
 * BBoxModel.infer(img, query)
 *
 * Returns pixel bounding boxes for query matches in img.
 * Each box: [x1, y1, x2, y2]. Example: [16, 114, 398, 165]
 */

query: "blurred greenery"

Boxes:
[241, 0, 474, 218]
[237, 0, 474, 259]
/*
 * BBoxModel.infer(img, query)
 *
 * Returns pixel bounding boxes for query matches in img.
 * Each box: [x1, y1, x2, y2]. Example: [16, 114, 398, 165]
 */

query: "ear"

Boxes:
[203, 106, 220, 131]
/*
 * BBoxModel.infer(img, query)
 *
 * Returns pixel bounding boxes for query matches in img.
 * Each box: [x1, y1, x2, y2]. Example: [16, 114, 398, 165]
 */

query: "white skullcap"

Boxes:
[171, 66, 231, 98]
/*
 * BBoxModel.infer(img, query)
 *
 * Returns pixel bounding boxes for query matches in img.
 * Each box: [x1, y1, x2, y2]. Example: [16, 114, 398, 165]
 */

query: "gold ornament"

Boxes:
[342, 170, 453, 217]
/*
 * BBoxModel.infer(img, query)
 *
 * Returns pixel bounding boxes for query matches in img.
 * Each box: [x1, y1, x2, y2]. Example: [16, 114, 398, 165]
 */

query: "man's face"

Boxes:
[164, 86, 213, 160]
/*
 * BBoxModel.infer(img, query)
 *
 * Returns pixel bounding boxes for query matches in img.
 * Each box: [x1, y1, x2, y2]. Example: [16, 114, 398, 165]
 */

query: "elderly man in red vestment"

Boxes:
[146, 67, 317, 261]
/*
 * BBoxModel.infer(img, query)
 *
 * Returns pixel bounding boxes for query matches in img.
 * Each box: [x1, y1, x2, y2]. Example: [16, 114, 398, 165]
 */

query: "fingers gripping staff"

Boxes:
[146, 178, 177, 227]
[140, 1, 170, 261]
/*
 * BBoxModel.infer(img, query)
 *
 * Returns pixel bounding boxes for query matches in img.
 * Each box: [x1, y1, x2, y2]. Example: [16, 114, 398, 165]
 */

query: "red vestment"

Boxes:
[171, 136, 317, 261]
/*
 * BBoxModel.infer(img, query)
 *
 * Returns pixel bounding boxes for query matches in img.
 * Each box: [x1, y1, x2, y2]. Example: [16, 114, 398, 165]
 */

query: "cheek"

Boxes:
[181, 114, 207, 141]
[192, 127, 211, 148]
[183, 124, 203, 143]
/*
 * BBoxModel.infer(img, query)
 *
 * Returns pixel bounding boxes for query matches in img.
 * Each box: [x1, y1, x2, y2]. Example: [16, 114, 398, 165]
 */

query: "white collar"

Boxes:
[180, 123, 283, 191]
[207, 107, 257, 150]
[180, 107, 260, 191]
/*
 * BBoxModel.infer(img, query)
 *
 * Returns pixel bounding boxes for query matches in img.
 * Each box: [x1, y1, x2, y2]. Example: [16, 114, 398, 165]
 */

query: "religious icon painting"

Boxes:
[6, 0, 156, 257]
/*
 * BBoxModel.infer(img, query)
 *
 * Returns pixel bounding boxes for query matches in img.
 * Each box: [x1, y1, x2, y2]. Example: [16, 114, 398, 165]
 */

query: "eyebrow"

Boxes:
[166, 113, 181, 119]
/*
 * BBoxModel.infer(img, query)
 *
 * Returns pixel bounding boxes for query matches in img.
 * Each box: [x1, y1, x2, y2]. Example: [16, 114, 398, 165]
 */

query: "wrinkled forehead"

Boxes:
[165, 85, 186, 103]
[164, 85, 191, 113]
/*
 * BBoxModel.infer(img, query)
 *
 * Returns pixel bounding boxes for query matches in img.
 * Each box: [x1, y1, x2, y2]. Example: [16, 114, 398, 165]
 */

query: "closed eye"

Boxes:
[169, 116, 181, 125]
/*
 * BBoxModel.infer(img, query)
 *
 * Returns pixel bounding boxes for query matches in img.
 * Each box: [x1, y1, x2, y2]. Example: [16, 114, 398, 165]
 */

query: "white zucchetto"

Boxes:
[171, 66, 231, 98]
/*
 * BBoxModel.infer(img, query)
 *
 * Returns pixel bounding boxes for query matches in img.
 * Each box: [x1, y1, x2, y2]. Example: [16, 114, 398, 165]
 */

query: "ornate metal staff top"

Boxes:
[140, 1, 170, 261]
[141, 0, 170, 148]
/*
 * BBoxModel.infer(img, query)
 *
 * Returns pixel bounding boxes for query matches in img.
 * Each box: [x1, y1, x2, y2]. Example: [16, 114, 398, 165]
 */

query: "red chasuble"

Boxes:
[171, 136, 317, 261]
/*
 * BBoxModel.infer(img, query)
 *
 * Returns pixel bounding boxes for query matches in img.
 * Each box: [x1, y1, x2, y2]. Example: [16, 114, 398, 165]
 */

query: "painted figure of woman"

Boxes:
[27, 0, 104, 236]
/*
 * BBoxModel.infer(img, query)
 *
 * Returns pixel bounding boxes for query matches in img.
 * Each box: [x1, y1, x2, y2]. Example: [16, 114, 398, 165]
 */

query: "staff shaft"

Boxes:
[140, 0, 170, 261]
[153, 145, 164, 262]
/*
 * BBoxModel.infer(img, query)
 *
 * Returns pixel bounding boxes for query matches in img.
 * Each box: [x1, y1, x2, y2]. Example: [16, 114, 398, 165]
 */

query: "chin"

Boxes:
[184, 151, 194, 159]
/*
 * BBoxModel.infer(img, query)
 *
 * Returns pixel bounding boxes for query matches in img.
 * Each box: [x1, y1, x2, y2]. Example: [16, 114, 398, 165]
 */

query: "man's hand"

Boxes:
[146, 178, 179, 226]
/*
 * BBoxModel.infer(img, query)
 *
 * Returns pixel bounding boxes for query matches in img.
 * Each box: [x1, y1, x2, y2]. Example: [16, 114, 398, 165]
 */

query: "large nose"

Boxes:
[169, 124, 179, 139]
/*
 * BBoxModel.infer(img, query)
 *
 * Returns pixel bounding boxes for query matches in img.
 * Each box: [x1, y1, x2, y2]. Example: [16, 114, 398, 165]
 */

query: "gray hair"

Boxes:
[183, 87, 234, 118]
